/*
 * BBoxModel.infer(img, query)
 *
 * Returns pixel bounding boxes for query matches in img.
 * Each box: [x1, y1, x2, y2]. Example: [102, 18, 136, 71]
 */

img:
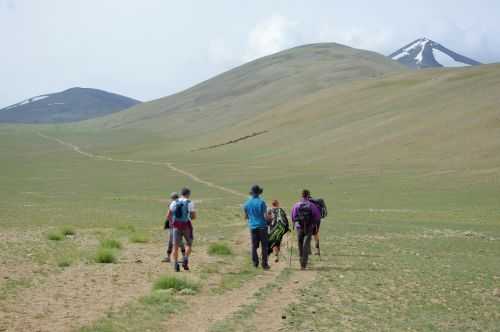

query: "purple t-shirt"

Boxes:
[291, 199, 321, 228]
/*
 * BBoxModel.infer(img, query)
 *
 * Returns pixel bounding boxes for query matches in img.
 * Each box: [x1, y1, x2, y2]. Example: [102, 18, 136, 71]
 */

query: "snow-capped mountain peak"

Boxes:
[389, 38, 481, 69]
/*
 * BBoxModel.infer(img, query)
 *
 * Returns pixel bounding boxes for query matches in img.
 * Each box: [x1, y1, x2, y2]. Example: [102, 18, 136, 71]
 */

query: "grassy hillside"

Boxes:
[1, 45, 499, 331]
[83, 43, 405, 132]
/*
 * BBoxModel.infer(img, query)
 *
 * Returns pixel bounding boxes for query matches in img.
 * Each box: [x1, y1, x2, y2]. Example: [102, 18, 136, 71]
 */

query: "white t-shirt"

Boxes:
[169, 197, 195, 220]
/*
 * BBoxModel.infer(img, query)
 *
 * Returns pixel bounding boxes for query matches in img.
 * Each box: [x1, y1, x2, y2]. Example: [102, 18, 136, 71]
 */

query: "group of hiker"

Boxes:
[163, 185, 326, 272]
[244, 185, 326, 270]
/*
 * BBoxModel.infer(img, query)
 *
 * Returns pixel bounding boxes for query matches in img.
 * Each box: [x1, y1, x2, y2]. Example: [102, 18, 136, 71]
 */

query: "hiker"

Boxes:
[162, 192, 186, 263]
[267, 200, 290, 263]
[243, 185, 270, 270]
[309, 197, 328, 256]
[291, 189, 321, 270]
[168, 187, 196, 272]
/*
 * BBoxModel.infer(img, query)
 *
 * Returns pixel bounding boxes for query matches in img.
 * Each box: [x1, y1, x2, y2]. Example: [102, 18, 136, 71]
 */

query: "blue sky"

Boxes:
[1, 0, 499, 107]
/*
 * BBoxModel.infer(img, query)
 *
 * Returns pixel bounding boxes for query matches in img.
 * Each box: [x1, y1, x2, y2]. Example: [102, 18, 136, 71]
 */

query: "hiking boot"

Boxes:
[274, 257, 279, 263]
[182, 259, 189, 271]
[161, 256, 171, 263]
[262, 264, 270, 271]
[174, 262, 180, 272]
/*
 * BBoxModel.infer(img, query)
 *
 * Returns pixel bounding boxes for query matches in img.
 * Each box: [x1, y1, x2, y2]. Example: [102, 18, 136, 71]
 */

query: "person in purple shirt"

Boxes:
[291, 189, 321, 270]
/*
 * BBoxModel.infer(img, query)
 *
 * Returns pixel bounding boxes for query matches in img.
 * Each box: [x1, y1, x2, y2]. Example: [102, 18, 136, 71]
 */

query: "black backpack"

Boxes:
[271, 208, 290, 232]
[296, 201, 314, 226]
[311, 198, 328, 219]
[174, 200, 190, 222]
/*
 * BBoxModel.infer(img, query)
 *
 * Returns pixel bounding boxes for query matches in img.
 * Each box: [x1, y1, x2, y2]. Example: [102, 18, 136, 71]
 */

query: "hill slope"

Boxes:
[0, 87, 140, 123]
[88, 43, 406, 132]
[390, 38, 482, 69]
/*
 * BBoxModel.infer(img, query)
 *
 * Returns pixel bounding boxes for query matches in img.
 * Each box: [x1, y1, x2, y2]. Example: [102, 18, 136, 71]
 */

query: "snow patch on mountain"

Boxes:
[432, 48, 471, 67]
[389, 38, 481, 69]
[5, 95, 49, 110]
[414, 39, 429, 64]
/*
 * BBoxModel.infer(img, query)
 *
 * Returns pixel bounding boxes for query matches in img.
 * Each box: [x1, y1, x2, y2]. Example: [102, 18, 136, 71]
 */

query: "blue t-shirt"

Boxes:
[244, 196, 267, 230]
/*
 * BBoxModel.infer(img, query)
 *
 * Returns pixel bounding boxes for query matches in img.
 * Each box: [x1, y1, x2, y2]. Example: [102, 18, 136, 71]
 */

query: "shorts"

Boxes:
[172, 227, 193, 247]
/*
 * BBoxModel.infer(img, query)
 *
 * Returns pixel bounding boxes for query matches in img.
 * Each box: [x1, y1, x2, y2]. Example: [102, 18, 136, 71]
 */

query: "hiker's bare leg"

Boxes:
[273, 246, 280, 262]
[313, 226, 320, 255]
[173, 243, 179, 263]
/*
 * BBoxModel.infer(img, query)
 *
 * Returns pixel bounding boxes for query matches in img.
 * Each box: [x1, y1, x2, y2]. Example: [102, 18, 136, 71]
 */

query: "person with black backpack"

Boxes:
[267, 200, 290, 263]
[291, 189, 321, 270]
[309, 197, 328, 257]
[162, 192, 186, 263]
[167, 187, 196, 272]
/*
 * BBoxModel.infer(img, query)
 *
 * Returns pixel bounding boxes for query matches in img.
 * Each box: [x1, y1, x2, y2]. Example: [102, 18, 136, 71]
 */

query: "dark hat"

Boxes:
[170, 192, 179, 199]
[180, 187, 191, 196]
[250, 185, 263, 196]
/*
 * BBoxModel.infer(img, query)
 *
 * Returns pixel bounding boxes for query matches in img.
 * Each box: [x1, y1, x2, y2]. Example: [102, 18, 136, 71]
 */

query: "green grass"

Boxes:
[208, 242, 232, 256]
[47, 232, 64, 241]
[57, 257, 72, 268]
[100, 239, 122, 249]
[60, 226, 76, 236]
[281, 224, 500, 331]
[80, 291, 185, 332]
[128, 233, 149, 244]
[95, 248, 117, 264]
[152, 276, 199, 293]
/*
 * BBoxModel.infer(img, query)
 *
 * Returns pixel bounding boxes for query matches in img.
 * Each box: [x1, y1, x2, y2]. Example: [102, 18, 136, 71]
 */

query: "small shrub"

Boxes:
[153, 276, 198, 293]
[208, 243, 232, 256]
[57, 258, 72, 267]
[95, 248, 117, 264]
[129, 233, 149, 243]
[100, 239, 122, 249]
[47, 232, 63, 241]
[60, 227, 76, 236]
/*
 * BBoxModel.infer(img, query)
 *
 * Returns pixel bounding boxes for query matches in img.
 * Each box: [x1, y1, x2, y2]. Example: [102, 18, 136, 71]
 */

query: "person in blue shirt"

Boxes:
[243, 185, 270, 270]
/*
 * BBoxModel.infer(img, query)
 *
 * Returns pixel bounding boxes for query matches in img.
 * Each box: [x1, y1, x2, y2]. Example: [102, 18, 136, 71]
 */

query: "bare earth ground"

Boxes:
[1, 240, 168, 332]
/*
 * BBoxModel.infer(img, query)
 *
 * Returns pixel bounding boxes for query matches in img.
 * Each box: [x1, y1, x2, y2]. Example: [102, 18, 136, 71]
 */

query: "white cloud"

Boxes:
[208, 39, 236, 65]
[317, 24, 395, 54]
[242, 15, 298, 61]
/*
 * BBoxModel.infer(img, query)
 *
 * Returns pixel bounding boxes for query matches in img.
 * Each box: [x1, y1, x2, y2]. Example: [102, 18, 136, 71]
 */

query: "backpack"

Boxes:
[174, 199, 190, 223]
[311, 198, 328, 219]
[268, 209, 290, 254]
[270, 208, 289, 232]
[295, 201, 314, 226]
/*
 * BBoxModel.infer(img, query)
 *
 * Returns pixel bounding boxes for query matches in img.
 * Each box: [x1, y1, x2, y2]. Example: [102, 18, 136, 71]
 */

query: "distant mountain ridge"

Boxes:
[390, 38, 481, 69]
[0, 87, 140, 123]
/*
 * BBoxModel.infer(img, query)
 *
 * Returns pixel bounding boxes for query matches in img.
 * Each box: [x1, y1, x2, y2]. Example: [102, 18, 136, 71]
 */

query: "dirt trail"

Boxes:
[166, 261, 282, 331]
[37, 132, 246, 198]
[253, 269, 317, 332]
[165, 233, 319, 332]
[164, 232, 288, 332]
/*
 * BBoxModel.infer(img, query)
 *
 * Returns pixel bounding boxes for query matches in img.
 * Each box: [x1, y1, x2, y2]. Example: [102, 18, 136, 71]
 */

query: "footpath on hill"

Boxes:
[23, 132, 319, 332]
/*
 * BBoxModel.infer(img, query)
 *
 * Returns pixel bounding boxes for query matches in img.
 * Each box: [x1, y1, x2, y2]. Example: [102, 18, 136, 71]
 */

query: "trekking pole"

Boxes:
[317, 226, 321, 262]
[289, 229, 293, 268]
